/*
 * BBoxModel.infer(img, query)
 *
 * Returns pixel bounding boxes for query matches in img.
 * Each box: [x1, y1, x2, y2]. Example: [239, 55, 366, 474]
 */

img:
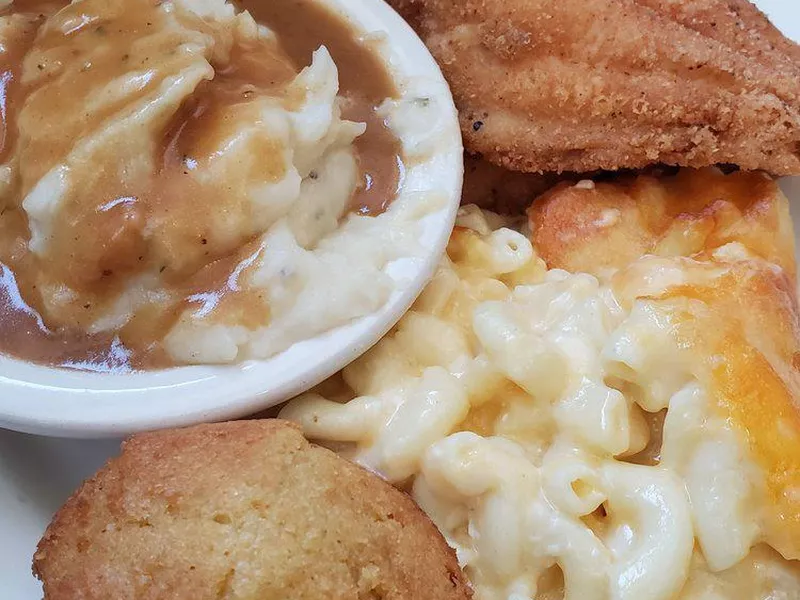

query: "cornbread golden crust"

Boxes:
[33, 420, 472, 600]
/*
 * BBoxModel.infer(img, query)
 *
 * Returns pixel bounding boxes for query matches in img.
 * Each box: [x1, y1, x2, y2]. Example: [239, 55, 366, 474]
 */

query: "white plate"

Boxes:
[1, 1, 798, 597]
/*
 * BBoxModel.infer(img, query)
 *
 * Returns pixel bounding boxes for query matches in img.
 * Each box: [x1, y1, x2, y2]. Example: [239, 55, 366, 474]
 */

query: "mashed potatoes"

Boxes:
[0, 0, 439, 367]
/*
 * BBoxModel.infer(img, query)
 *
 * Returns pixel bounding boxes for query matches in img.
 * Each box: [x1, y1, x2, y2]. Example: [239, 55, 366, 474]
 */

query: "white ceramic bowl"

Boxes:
[0, 0, 463, 438]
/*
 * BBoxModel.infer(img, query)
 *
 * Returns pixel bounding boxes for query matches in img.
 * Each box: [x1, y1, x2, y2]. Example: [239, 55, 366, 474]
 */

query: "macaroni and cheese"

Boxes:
[281, 168, 800, 600]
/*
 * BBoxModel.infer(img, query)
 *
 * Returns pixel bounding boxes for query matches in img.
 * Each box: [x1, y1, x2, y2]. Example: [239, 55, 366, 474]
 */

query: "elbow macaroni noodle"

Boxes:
[281, 201, 800, 599]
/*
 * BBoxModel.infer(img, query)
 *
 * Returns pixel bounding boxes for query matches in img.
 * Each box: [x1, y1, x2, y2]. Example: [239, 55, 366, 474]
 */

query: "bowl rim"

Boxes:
[0, 0, 464, 438]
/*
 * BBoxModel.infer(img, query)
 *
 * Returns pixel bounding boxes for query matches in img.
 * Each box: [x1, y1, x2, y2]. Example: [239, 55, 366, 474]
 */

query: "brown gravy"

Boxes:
[0, 0, 400, 371]
[240, 0, 403, 215]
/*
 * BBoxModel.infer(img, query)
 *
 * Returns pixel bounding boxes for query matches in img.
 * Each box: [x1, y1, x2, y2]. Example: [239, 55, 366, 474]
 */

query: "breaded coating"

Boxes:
[389, 0, 800, 175]
[33, 420, 472, 600]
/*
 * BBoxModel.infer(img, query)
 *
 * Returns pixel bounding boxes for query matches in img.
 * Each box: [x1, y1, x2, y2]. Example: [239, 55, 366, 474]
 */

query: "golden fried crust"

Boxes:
[33, 420, 472, 600]
[529, 168, 796, 278]
[390, 0, 800, 175]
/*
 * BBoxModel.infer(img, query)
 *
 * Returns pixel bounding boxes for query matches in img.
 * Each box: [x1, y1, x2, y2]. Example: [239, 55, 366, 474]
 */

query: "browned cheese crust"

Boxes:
[389, 0, 800, 175]
[33, 420, 472, 600]
[528, 167, 796, 276]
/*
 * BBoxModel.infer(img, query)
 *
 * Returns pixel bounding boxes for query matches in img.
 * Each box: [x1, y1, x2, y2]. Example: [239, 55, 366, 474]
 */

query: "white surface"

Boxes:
[1, 1, 799, 598]
[758, 0, 800, 42]
[0, 0, 463, 438]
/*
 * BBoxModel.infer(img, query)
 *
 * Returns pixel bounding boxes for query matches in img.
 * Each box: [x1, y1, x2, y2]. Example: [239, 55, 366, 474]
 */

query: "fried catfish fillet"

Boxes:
[390, 0, 800, 175]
